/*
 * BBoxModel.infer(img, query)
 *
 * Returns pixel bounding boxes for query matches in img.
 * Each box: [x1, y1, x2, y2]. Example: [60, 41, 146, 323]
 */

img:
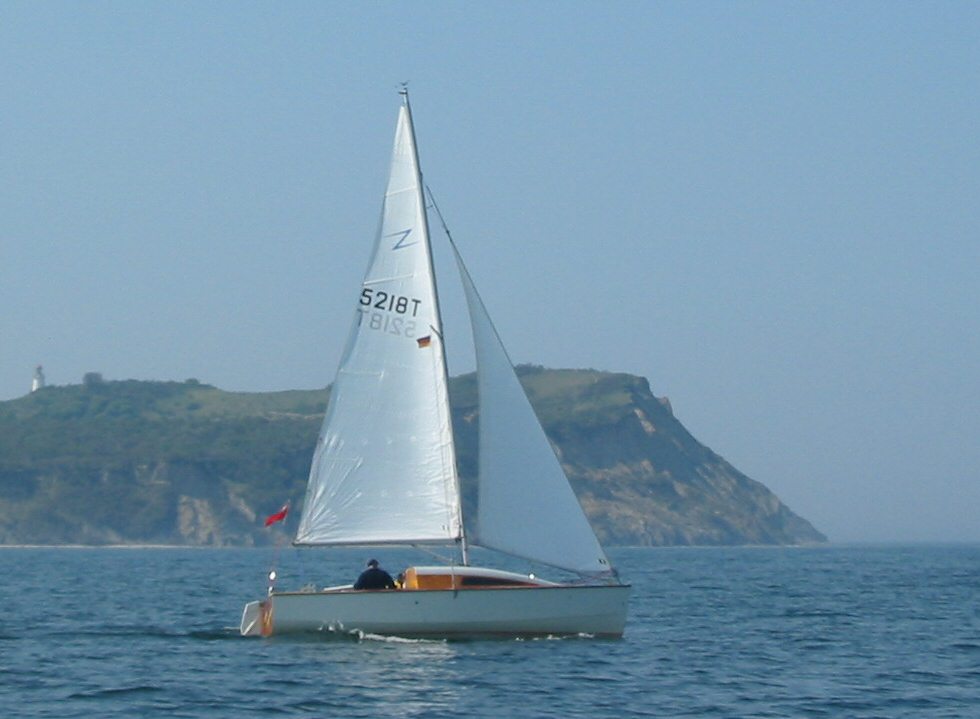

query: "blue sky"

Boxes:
[2, 2, 978, 542]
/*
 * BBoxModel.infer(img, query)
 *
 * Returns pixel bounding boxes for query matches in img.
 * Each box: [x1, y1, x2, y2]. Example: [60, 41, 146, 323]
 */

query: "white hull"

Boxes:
[241, 584, 630, 639]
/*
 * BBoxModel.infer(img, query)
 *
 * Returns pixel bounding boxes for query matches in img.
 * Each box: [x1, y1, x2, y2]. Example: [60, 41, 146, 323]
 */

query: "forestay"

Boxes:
[295, 102, 463, 547]
[451, 245, 613, 576]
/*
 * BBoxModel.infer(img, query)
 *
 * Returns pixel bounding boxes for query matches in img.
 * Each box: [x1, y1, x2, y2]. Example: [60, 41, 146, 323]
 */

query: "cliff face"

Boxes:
[453, 368, 825, 547]
[0, 371, 825, 546]
[0, 462, 265, 546]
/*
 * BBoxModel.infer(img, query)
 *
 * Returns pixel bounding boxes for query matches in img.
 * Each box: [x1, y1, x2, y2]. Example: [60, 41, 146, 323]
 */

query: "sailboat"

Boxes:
[240, 91, 630, 638]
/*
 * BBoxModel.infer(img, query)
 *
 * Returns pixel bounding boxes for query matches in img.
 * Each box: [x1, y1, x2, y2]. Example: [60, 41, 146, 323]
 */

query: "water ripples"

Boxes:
[1, 545, 978, 718]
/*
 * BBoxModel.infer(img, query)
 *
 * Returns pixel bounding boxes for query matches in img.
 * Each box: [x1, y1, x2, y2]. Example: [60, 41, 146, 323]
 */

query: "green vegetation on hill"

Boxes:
[0, 370, 825, 546]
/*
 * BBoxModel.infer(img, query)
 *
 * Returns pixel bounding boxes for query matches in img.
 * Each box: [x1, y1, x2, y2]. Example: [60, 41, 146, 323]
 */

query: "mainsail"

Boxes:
[295, 99, 463, 546]
[451, 245, 613, 576]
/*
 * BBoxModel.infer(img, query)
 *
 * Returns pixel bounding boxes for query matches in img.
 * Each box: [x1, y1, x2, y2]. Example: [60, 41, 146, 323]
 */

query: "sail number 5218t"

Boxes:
[359, 288, 422, 317]
[357, 288, 423, 338]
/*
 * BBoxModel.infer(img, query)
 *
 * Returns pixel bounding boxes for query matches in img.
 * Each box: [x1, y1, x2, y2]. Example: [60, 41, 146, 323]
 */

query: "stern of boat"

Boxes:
[240, 599, 272, 637]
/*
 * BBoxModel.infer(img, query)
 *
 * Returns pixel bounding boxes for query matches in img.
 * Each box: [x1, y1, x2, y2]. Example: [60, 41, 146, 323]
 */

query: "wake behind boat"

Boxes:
[240, 91, 629, 639]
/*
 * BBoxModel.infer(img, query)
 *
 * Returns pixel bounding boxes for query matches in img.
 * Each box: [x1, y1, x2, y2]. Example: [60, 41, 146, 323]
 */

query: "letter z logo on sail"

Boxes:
[388, 229, 416, 250]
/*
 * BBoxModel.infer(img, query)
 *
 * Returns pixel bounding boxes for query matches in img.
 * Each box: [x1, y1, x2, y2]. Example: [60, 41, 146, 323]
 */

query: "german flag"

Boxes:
[416, 335, 432, 348]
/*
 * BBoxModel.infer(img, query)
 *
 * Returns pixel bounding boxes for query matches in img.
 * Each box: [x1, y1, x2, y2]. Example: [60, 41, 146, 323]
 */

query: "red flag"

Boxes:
[264, 504, 288, 527]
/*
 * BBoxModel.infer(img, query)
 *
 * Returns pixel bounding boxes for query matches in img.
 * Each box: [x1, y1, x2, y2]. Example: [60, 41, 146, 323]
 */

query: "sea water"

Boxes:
[0, 545, 977, 718]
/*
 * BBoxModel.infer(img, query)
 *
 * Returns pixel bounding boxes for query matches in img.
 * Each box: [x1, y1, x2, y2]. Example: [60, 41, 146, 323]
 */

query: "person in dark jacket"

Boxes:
[353, 559, 396, 590]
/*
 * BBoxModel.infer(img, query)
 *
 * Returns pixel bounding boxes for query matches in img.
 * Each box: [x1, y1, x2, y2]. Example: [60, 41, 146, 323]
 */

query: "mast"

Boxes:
[401, 88, 470, 566]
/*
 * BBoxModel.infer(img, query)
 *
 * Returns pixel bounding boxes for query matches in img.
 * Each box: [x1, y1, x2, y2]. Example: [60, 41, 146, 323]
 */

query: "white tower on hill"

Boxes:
[32, 365, 45, 392]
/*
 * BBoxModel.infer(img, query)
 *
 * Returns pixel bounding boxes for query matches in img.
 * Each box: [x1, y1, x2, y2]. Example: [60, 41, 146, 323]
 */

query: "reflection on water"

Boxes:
[279, 632, 463, 715]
